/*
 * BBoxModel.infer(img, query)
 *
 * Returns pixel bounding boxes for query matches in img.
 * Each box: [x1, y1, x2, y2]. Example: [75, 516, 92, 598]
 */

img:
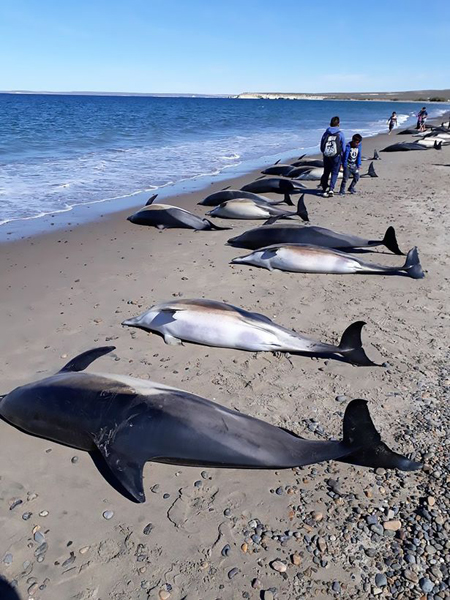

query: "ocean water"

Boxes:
[0, 94, 448, 226]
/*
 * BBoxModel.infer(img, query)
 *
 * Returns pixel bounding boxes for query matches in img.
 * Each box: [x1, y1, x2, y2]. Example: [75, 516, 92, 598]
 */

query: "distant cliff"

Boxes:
[236, 90, 450, 102]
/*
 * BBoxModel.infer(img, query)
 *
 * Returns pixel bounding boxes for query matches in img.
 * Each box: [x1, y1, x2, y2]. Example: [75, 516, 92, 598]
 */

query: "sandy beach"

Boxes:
[1, 122, 450, 600]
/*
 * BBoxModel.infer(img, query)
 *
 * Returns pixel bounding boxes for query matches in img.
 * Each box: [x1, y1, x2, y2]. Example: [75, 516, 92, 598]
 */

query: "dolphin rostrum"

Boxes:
[0, 347, 421, 503]
[122, 299, 379, 366]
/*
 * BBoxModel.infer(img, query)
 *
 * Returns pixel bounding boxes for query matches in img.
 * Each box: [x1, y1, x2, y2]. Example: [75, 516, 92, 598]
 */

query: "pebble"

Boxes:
[2, 553, 13, 565]
[221, 544, 231, 557]
[383, 520, 402, 531]
[22, 512, 32, 520]
[71, 456, 79, 464]
[159, 590, 171, 600]
[143, 523, 154, 535]
[291, 553, 301, 566]
[375, 573, 387, 587]
[420, 577, 434, 593]
[102, 510, 114, 520]
[332, 581, 341, 593]
[335, 395, 348, 403]
[34, 531, 45, 544]
[271, 559, 287, 573]
[9, 499, 22, 510]
[39, 510, 49, 517]
[251, 578, 262, 589]
[79, 546, 90, 555]
[228, 567, 239, 579]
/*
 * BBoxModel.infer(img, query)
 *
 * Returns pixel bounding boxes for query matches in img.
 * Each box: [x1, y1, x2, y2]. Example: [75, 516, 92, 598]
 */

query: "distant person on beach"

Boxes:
[417, 107, 428, 132]
[339, 133, 362, 195]
[387, 112, 398, 134]
[320, 116, 345, 198]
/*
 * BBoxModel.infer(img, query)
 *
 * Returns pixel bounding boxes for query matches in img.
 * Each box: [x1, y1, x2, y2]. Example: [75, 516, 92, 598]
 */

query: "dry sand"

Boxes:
[1, 124, 449, 600]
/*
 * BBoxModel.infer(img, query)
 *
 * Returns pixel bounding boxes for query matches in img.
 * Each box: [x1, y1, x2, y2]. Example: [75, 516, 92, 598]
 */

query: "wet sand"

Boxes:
[1, 124, 449, 599]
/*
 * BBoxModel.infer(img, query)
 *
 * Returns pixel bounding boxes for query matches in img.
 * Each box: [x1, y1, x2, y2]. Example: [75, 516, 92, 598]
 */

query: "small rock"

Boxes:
[143, 523, 153, 535]
[291, 553, 301, 566]
[22, 512, 32, 521]
[79, 546, 90, 555]
[9, 499, 22, 511]
[102, 510, 114, 520]
[221, 544, 231, 557]
[241, 543, 248, 553]
[228, 567, 239, 579]
[159, 590, 171, 600]
[332, 581, 341, 593]
[2, 553, 13, 566]
[271, 559, 287, 573]
[252, 578, 262, 589]
[383, 520, 401, 531]
[71, 456, 79, 464]
[34, 531, 45, 544]
[375, 573, 387, 587]
[420, 577, 434, 593]
[39, 510, 49, 517]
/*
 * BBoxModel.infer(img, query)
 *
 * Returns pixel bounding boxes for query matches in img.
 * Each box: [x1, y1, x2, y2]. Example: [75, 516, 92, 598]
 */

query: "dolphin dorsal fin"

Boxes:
[145, 194, 158, 206]
[59, 346, 116, 372]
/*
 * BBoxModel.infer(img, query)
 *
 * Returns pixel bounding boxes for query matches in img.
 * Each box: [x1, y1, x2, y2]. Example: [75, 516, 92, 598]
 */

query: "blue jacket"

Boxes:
[342, 143, 362, 169]
[320, 126, 346, 157]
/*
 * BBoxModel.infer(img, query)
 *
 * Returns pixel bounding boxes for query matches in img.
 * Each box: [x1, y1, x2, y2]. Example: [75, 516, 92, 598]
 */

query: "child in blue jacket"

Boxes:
[339, 134, 362, 195]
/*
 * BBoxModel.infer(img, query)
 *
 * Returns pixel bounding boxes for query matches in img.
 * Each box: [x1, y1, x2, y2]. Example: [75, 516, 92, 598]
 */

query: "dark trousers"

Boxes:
[320, 155, 341, 192]
[340, 165, 360, 192]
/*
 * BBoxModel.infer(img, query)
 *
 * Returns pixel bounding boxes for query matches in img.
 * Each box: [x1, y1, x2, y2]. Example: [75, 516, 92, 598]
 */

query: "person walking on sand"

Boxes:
[417, 107, 428, 132]
[320, 116, 345, 198]
[387, 112, 398, 134]
[339, 133, 362, 195]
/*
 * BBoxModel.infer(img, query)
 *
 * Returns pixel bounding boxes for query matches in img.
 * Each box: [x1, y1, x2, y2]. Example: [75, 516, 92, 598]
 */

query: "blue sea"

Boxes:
[0, 94, 448, 227]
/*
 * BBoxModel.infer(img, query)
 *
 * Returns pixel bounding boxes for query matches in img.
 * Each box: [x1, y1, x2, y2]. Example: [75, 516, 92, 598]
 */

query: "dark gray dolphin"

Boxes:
[228, 224, 404, 255]
[381, 142, 429, 152]
[127, 195, 230, 230]
[241, 177, 306, 195]
[198, 189, 288, 207]
[290, 159, 324, 168]
[261, 164, 300, 177]
[0, 347, 421, 503]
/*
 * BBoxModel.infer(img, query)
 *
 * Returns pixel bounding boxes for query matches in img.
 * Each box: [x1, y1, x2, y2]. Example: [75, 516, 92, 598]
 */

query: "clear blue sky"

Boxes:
[1, 0, 449, 94]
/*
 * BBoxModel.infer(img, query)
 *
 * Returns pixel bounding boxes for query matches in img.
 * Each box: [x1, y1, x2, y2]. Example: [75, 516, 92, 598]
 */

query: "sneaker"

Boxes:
[349, 188, 356, 195]
[322, 191, 331, 198]
[328, 190, 334, 197]
[339, 190, 346, 196]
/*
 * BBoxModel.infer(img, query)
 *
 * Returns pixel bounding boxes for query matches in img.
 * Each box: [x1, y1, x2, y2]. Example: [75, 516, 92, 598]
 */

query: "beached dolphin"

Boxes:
[290, 158, 324, 168]
[198, 189, 288, 207]
[297, 167, 343, 181]
[381, 142, 430, 152]
[0, 347, 421, 503]
[123, 298, 378, 366]
[228, 224, 404, 255]
[241, 177, 306, 194]
[206, 195, 309, 222]
[127, 195, 230, 230]
[231, 245, 424, 279]
[261, 164, 299, 177]
[415, 137, 448, 148]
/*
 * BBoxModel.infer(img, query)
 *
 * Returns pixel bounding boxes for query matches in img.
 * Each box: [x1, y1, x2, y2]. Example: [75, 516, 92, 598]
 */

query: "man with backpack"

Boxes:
[320, 116, 346, 198]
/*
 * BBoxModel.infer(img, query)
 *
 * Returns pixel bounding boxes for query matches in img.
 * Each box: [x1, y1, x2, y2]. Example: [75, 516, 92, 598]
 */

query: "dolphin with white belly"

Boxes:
[231, 244, 424, 278]
[127, 195, 230, 230]
[0, 347, 421, 503]
[198, 188, 288, 207]
[298, 167, 343, 181]
[241, 177, 306, 194]
[228, 224, 404, 255]
[122, 299, 379, 366]
[206, 195, 309, 222]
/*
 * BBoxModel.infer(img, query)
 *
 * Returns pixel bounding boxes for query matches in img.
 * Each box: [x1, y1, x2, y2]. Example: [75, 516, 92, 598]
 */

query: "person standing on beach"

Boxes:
[387, 112, 398, 134]
[320, 116, 345, 198]
[339, 133, 362, 195]
[417, 107, 428, 131]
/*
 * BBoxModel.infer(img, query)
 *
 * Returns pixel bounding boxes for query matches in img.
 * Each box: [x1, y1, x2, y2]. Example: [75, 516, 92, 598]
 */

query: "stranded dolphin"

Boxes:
[241, 177, 306, 195]
[381, 142, 430, 152]
[122, 298, 378, 366]
[206, 195, 309, 222]
[0, 347, 421, 503]
[227, 224, 404, 255]
[127, 195, 230, 230]
[231, 245, 424, 279]
[198, 189, 288, 207]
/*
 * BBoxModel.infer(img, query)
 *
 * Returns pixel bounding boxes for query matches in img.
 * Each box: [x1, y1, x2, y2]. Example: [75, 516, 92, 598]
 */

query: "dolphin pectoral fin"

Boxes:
[59, 347, 116, 372]
[297, 194, 309, 222]
[164, 333, 183, 346]
[94, 443, 146, 503]
[338, 399, 422, 471]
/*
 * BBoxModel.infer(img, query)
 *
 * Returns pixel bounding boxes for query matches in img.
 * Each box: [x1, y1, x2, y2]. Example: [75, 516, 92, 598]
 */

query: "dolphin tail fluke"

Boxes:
[373, 149, 380, 160]
[338, 321, 378, 367]
[403, 247, 425, 279]
[283, 193, 294, 206]
[145, 194, 158, 206]
[297, 194, 309, 222]
[434, 141, 442, 150]
[382, 226, 404, 255]
[339, 399, 422, 471]
[368, 162, 378, 177]
[59, 347, 116, 372]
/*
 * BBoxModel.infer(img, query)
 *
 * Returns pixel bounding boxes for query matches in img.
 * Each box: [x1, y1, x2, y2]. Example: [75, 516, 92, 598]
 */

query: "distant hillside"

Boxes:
[236, 90, 450, 102]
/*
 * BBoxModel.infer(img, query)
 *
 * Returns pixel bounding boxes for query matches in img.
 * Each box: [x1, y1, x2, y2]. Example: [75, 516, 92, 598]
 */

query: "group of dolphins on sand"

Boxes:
[382, 121, 450, 152]
[1, 129, 430, 504]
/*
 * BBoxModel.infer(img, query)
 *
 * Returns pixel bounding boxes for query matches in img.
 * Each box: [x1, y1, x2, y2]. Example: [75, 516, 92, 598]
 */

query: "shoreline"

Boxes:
[0, 109, 442, 244]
